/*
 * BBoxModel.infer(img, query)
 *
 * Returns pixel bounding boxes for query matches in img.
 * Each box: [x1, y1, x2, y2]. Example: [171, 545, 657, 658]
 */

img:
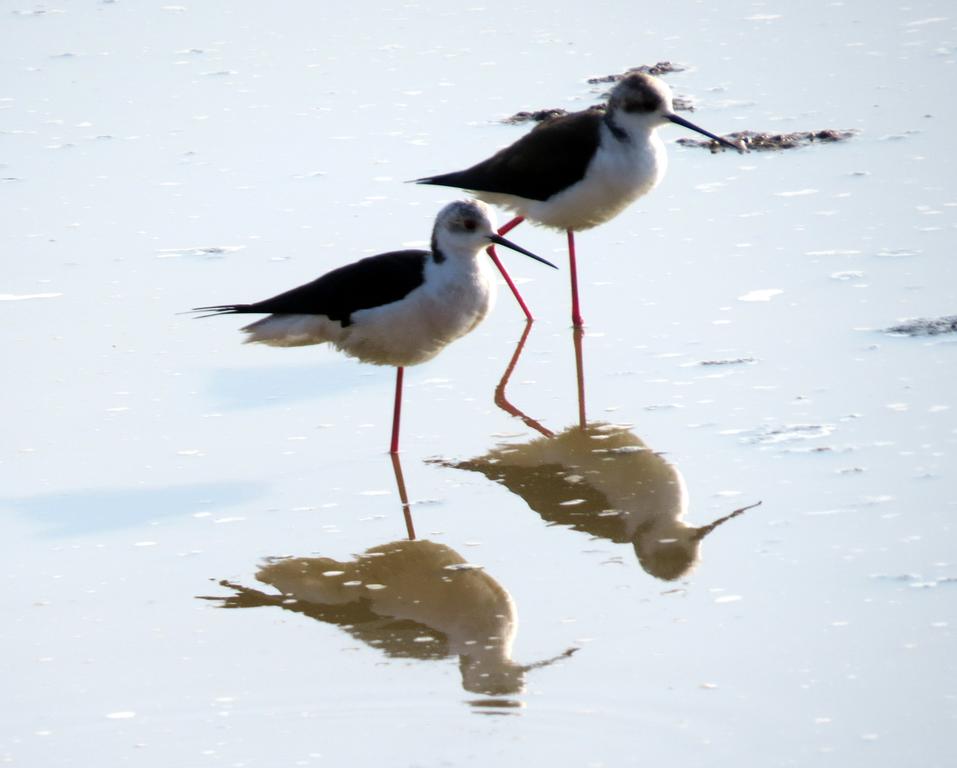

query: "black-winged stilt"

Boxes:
[193, 199, 556, 454]
[416, 72, 742, 327]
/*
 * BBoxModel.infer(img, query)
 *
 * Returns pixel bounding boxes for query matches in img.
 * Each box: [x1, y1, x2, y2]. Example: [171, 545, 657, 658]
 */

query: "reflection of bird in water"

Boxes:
[206, 539, 575, 696]
[462, 321, 757, 580]
[449, 422, 755, 581]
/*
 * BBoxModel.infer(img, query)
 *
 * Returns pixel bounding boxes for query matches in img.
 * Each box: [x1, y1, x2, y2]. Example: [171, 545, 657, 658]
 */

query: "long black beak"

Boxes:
[667, 113, 743, 152]
[488, 234, 558, 269]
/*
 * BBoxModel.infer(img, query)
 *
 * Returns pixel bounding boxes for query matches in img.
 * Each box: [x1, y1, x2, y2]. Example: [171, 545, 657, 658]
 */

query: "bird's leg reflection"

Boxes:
[492, 319, 586, 436]
[493, 320, 554, 438]
[390, 452, 416, 540]
[572, 325, 587, 430]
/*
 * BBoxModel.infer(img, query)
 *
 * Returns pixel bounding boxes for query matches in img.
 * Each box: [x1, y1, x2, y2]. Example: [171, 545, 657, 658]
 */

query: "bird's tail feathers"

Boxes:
[410, 173, 459, 187]
[190, 304, 254, 319]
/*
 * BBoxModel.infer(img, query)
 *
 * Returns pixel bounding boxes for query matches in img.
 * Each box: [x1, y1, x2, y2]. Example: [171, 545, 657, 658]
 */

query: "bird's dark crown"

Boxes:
[609, 72, 668, 115]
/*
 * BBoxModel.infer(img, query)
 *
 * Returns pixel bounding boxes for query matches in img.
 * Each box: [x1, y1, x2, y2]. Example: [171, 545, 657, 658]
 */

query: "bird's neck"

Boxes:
[603, 108, 630, 142]
[604, 109, 660, 146]
[430, 231, 448, 264]
[425, 247, 492, 288]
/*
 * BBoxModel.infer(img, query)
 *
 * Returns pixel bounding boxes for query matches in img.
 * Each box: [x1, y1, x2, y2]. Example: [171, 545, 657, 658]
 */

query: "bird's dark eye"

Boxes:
[623, 91, 662, 114]
[463, 219, 477, 231]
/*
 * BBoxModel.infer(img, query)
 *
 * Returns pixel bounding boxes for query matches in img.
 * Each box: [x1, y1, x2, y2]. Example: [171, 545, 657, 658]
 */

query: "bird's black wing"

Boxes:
[194, 250, 428, 327]
[415, 109, 604, 202]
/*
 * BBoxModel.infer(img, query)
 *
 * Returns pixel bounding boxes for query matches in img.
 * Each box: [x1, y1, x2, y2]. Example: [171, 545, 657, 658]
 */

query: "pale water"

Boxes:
[3, 1, 955, 766]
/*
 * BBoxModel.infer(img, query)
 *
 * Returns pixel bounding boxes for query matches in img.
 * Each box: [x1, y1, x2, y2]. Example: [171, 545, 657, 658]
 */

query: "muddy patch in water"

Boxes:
[678, 129, 858, 152]
[884, 315, 957, 337]
[503, 97, 694, 126]
[502, 62, 693, 125]
[586, 61, 687, 83]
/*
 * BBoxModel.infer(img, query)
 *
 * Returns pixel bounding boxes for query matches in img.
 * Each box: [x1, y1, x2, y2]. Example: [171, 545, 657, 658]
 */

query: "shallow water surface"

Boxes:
[3, 1, 956, 766]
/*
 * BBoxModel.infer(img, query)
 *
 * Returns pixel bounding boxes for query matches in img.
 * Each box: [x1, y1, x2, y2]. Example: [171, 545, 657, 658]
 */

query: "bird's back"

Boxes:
[417, 109, 605, 203]
[240, 249, 429, 326]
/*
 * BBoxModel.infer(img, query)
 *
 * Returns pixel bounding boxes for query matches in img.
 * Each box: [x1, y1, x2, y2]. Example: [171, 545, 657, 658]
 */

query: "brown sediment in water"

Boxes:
[502, 97, 693, 126]
[677, 129, 858, 152]
[586, 61, 687, 83]
[698, 356, 757, 366]
[501, 106, 598, 126]
[884, 315, 957, 336]
[502, 63, 694, 125]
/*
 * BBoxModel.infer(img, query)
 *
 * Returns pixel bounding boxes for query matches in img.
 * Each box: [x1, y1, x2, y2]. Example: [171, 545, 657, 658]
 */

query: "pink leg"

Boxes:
[389, 366, 404, 455]
[486, 216, 532, 321]
[497, 216, 525, 236]
[567, 230, 584, 328]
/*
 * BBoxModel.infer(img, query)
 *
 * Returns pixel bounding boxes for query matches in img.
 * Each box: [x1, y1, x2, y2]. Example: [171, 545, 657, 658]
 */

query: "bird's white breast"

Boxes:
[335, 255, 496, 367]
[538, 127, 666, 230]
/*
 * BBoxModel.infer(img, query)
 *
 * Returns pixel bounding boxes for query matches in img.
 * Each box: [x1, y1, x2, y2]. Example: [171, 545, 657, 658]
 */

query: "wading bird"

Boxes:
[193, 200, 556, 453]
[416, 72, 742, 327]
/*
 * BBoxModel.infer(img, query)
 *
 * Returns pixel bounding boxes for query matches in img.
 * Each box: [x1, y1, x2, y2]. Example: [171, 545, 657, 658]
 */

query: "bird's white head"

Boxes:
[607, 72, 742, 152]
[431, 199, 498, 261]
[431, 200, 558, 269]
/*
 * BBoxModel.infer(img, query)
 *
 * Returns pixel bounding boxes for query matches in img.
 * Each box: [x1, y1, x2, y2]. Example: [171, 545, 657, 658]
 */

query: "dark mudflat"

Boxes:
[678, 129, 858, 152]
[502, 97, 693, 126]
[502, 63, 694, 125]
[884, 316, 957, 336]
[586, 61, 687, 83]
